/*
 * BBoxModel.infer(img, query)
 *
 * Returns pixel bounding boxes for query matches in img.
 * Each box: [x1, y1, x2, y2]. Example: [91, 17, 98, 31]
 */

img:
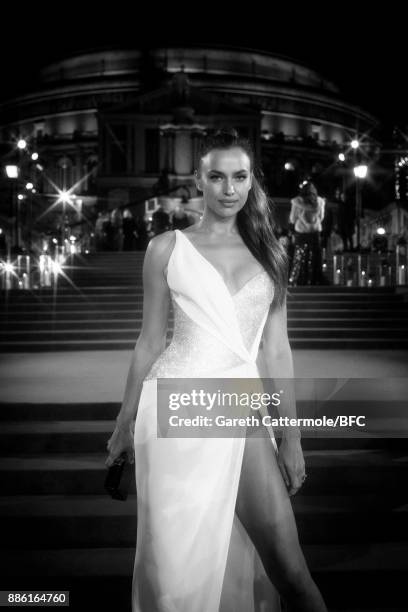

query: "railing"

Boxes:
[0, 245, 82, 291]
[330, 247, 407, 287]
[2, 245, 407, 292]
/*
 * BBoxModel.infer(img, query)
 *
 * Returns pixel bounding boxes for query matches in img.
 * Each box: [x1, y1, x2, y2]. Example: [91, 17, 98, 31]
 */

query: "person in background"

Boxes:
[111, 208, 123, 251]
[338, 191, 354, 252]
[103, 215, 115, 251]
[95, 212, 106, 251]
[372, 232, 388, 254]
[171, 206, 190, 230]
[329, 225, 344, 254]
[151, 204, 170, 236]
[134, 216, 149, 251]
[288, 181, 325, 285]
[122, 209, 137, 251]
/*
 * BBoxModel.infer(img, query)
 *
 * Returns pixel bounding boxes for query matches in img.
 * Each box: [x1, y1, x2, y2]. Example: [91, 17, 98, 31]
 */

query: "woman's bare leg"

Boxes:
[235, 433, 328, 612]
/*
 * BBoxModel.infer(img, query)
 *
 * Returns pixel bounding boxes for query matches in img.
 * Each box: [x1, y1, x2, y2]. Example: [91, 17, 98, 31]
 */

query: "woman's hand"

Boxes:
[105, 422, 135, 467]
[277, 437, 306, 496]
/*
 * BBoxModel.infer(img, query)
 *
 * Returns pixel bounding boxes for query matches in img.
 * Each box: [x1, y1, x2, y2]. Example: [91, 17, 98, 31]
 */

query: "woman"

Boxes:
[106, 129, 328, 612]
[289, 182, 325, 285]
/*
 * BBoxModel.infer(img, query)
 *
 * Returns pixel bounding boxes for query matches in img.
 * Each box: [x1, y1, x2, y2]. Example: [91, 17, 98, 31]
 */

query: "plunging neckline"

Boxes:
[176, 229, 266, 299]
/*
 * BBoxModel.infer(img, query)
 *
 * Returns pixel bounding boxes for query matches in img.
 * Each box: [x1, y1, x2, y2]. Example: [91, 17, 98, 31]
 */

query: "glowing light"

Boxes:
[32, 188, 37, 193]
[59, 191, 72, 204]
[354, 165, 368, 179]
[25, 182, 34, 190]
[36, 166, 95, 223]
[17, 194, 24, 201]
[52, 261, 63, 275]
[5, 165, 19, 178]
[377, 227, 386, 235]
[69, 235, 76, 241]
[31, 152, 39, 161]
[52, 238, 58, 244]
[284, 162, 294, 171]
[351, 139, 359, 149]
[4, 262, 14, 273]
[338, 153, 346, 162]
[17, 139, 27, 150]
[36, 163, 44, 171]
[0, 228, 2, 234]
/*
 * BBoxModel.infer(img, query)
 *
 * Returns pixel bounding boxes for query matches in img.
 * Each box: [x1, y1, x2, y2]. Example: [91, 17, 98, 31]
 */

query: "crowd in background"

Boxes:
[94, 205, 194, 252]
[2, 189, 406, 288]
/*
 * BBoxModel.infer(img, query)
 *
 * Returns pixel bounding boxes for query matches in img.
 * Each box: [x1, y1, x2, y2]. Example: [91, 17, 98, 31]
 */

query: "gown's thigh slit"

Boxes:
[235, 431, 309, 602]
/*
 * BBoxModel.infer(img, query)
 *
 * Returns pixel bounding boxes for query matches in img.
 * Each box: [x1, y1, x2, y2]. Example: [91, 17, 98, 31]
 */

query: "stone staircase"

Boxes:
[0, 401, 407, 611]
[1, 252, 407, 351]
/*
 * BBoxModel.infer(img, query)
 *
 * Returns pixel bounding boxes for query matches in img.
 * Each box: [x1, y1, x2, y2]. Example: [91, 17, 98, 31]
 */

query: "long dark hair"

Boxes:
[299, 181, 319, 211]
[198, 128, 288, 308]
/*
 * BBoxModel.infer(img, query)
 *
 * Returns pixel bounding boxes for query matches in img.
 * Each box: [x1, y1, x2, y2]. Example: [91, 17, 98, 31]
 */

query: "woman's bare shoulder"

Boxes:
[146, 230, 176, 256]
[144, 231, 177, 276]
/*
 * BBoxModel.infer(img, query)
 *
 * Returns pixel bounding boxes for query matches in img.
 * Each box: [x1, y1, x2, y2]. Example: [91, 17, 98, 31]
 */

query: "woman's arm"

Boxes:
[289, 199, 298, 226]
[115, 230, 175, 428]
[262, 293, 305, 495]
[105, 231, 175, 467]
[262, 294, 299, 433]
[318, 197, 325, 222]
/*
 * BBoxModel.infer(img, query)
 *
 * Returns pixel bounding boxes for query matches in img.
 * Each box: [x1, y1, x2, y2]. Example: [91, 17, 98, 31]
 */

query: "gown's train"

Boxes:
[132, 229, 281, 611]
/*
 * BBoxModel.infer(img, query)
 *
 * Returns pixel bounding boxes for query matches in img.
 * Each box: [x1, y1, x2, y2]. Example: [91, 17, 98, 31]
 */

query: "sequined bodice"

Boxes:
[146, 272, 274, 379]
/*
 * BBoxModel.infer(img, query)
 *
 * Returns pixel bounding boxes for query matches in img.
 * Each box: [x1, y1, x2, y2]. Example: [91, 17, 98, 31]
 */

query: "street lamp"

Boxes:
[4, 164, 22, 252]
[6, 165, 19, 179]
[354, 165, 368, 179]
[353, 164, 368, 250]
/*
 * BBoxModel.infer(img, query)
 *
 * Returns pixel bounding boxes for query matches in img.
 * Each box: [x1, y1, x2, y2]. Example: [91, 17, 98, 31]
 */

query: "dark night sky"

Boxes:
[0, 5, 405, 129]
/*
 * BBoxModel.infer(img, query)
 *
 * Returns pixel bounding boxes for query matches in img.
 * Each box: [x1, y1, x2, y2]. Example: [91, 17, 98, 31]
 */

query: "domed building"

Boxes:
[0, 46, 379, 234]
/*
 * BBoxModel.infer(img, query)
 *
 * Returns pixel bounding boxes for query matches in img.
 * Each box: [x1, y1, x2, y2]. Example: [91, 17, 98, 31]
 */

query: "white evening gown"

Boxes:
[132, 229, 281, 612]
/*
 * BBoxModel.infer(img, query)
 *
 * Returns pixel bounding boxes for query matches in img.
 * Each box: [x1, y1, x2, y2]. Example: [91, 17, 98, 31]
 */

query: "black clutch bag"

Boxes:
[104, 452, 134, 501]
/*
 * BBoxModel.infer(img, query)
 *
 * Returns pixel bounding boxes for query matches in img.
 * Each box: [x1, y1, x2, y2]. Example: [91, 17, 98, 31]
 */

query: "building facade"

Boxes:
[0, 46, 380, 237]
